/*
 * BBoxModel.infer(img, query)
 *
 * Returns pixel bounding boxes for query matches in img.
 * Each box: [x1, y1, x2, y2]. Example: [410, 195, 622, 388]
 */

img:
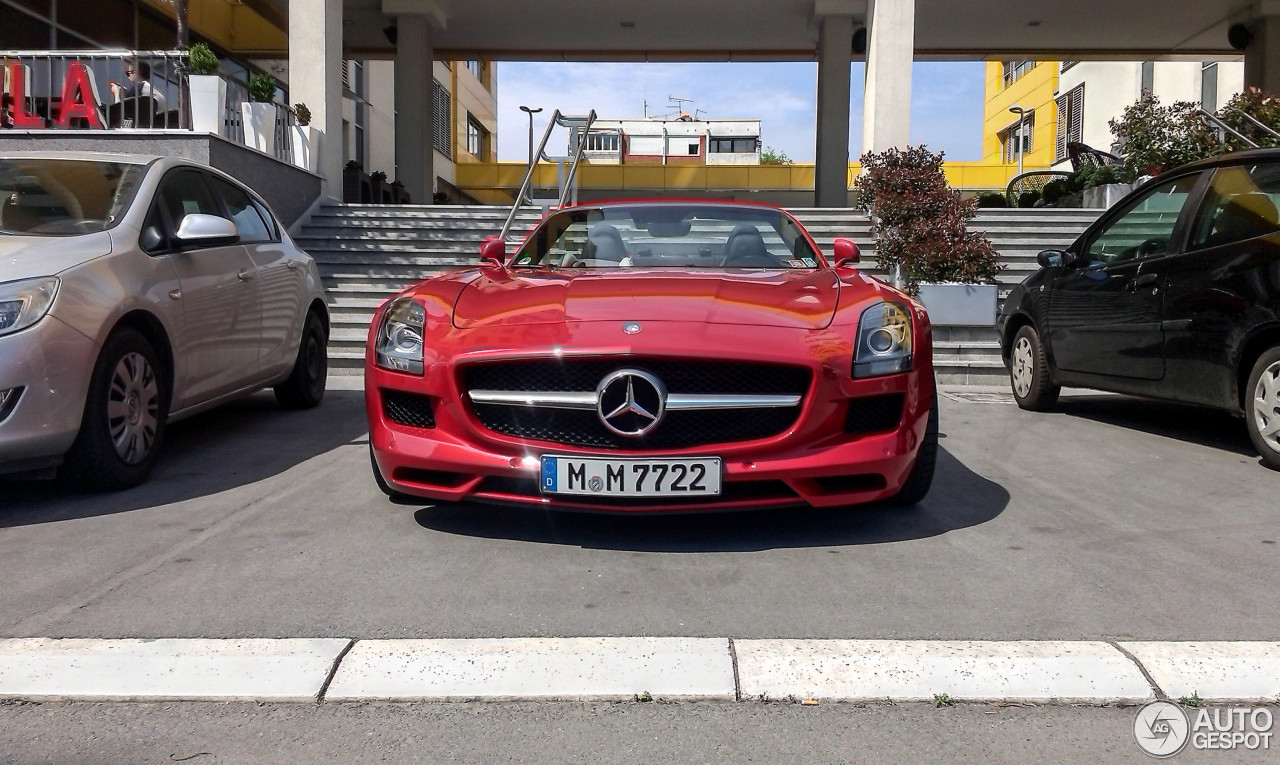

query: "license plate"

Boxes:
[539, 455, 722, 497]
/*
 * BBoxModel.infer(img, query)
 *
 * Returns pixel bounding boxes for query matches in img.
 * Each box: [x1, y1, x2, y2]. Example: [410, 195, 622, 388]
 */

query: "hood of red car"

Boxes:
[450, 269, 842, 330]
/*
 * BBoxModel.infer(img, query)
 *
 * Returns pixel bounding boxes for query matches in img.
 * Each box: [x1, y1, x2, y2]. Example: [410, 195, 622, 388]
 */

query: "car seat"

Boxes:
[722, 224, 779, 267]
[584, 223, 628, 262]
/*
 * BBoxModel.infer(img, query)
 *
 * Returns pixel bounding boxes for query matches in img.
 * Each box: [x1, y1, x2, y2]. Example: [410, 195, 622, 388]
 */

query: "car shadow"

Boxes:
[1055, 393, 1255, 457]
[0, 390, 368, 527]
[411, 446, 1008, 552]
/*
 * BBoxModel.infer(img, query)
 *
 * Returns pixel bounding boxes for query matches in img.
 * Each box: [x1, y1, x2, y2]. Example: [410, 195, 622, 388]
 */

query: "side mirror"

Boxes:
[174, 214, 239, 248]
[833, 237, 860, 267]
[139, 225, 165, 252]
[479, 236, 506, 268]
[1037, 249, 1079, 268]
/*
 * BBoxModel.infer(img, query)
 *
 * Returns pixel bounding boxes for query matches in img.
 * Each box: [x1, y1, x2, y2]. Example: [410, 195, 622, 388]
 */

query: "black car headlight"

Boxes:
[853, 300, 913, 378]
[0, 277, 59, 337]
[374, 297, 425, 374]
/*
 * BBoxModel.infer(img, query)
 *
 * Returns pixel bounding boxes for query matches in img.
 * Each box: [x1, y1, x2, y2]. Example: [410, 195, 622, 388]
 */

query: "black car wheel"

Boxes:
[274, 311, 327, 409]
[64, 329, 168, 490]
[1245, 346, 1280, 470]
[1009, 325, 1060, 411]
[887, 387, 938, 506]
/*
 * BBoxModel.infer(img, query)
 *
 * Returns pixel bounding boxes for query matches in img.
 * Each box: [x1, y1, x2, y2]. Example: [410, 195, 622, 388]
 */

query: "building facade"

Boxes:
[982, 60, 1060, 171]
[578, 116, 761, 165]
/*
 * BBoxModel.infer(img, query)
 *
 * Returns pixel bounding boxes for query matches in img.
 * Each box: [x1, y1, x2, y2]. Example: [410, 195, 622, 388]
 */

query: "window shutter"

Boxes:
[1055, 94, 1068, 162]
[1070, 85, 1084, 145]
[432, 80, 452, 159]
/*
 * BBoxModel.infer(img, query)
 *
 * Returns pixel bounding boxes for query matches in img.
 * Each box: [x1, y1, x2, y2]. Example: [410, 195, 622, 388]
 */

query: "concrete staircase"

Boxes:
[295, 205, 1099, 385]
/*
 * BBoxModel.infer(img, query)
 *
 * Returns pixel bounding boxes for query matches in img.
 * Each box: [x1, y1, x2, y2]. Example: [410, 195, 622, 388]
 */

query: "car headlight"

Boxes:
[0, 277, 59, 338]
[374, 296, 426, 374]
[853, 300, 913, 378]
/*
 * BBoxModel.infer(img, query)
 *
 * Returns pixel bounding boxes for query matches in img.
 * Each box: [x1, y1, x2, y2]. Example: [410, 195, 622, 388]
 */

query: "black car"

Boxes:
[998, 149, 1280, 468]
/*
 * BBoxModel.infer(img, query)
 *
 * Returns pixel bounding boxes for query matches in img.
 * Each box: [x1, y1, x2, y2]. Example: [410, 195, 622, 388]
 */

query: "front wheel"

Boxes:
[1245, 346, 1280, 470]
[887, 387, 938, 506]
[1009, 325, 1060, 411]
[274, 311, 327, 409]
[64, 329, 168, 490]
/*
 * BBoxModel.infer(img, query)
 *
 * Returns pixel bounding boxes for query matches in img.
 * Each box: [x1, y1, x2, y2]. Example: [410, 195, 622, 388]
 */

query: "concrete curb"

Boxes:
[0, 638, 1276, 704]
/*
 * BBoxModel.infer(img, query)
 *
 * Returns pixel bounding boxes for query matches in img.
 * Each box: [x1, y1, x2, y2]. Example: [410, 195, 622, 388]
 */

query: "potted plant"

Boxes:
[186, 43, 225, 135]
[289, 102, 320, 173]
[854, 145, 1002, 327]
[241, 71, 278, 154]
[369, 170, 388, 204]
[343, 160, 367, 203]
[390, 179, 408, 204]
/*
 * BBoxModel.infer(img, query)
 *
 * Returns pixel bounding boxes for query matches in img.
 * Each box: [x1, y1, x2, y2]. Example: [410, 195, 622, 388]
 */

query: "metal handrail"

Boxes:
[1233, 109, 1280, 142]
[498, 108, 597, 242]
[1198, 109, 1259, 149]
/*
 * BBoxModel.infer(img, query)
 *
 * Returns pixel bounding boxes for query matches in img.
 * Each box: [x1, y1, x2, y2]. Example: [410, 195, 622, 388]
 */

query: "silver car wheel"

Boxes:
[1253, 360, 1280, 452]
[1011, 336, 1034, 398]
[106, 352, 160, 465]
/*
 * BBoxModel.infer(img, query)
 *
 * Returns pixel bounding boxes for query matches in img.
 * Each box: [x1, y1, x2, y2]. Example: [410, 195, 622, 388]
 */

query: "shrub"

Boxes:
[853, 145, 1001, 293]
[975, 192, 1008, 208]
[1218, 89, 1280, 149]
[291, 103, 311, 126]
[1017, 190, 1041, 208]
[1040, 179, 1069, 204]
[1109, 93, 1219, 177]
[370, 170, 388, 183]
[344, 159, 362, 171]
[247, 71, 277, 103]
[187, 43, 218, 76]
[760, 146, 791, 165]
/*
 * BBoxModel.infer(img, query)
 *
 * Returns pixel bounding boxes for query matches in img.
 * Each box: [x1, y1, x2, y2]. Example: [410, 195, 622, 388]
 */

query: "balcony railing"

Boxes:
[1, 50, 295, 165]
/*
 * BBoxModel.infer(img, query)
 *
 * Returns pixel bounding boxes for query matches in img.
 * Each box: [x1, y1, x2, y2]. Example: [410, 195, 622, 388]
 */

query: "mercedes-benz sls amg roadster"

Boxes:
[365, 200, 936, 512]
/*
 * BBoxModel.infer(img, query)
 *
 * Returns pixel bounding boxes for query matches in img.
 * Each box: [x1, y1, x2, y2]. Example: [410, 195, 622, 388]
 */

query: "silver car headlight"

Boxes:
[0, 277, 59, 338]
[853, 300, 913, 378]
[374, 297, 425, 374]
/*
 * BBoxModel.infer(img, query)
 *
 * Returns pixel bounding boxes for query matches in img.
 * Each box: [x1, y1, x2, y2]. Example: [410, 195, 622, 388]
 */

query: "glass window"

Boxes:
[1188, 163, 1280, 250]
[250, 197, 279, 240]
[209, 176, 272, 243]
[514, 205, 821, 270]
[158, 170, 221, 230]
[0, 158, 146, 236]
[1084, 174, 1201, 264]
[466, 116, 485, 157]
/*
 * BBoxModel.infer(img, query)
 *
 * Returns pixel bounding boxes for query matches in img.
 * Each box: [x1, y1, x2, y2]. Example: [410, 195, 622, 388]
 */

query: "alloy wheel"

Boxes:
[1011, 336, 1034, 397]
[107, 351, 160, 465]
[1253, 360, 1280, 452]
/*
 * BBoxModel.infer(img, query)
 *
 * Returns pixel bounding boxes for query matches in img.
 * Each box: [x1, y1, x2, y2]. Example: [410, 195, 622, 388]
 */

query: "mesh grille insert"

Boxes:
[382, 389, 436, 429]
[844, 394, 905, 435]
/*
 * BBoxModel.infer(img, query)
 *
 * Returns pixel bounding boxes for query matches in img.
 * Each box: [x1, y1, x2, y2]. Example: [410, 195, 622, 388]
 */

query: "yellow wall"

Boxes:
[455, 160, 1029, 200]
[982, 61, 1059, 170]
[452, 60, 498, 164]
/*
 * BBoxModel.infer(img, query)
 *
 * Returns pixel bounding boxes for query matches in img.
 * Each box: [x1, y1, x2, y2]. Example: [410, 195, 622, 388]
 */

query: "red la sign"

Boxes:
[4, 61, 105, 129]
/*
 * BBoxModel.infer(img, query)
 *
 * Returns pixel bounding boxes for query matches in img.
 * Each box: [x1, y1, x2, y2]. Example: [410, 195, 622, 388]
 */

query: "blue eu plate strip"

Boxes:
[541, 456, 557, 492]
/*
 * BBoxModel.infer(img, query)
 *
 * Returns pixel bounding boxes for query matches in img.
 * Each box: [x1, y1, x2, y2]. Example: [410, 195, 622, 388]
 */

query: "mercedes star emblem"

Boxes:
[623, 321, 642, 335]
[596, 369, 667, 437]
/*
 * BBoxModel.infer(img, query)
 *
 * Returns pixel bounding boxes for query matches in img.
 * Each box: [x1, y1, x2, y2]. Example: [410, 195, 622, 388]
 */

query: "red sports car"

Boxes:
[365, 200, 936, 512]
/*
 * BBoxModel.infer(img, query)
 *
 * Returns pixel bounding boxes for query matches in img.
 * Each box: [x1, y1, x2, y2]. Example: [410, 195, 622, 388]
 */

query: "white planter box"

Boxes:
[188, 75, 226, 135]
[241, 102, 277, 154]
[290, 125, 320, 173]
[917, 282, 998, 327]
[1083, 183, 1131, 210]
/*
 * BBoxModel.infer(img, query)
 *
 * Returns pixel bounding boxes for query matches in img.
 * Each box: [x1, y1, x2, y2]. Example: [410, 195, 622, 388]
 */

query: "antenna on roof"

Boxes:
[668, 95, 693, 113]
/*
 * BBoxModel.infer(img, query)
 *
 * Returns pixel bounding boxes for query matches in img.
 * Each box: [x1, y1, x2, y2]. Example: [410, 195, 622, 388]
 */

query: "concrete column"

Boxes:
[289, 0, 343, 196]
[814, 14, 854, 208]
[394, 15, 433, 204]
[1245, 16, 1280, 94]
[861, 0, 914, 154]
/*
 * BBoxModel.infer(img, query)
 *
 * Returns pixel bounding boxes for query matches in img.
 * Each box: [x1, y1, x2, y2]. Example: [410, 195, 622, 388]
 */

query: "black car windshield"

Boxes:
[512, 204, 822, 269]
[0, 158, 146, 237]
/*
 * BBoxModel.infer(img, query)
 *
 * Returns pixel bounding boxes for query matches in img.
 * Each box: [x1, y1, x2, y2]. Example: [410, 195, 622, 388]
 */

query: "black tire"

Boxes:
[1009, 325, 1060, 411]
[64, 329, 168, 491]
[887, 387, 939, 506]
[274, 311, 327, 409]
[1244, 346, 1280, 471]
[370, 444, 414, 503]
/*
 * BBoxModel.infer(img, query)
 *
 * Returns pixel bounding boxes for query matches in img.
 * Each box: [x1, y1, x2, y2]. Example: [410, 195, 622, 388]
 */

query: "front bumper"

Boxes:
[367, 332, 933, 512]
[0, 316, 99, 473]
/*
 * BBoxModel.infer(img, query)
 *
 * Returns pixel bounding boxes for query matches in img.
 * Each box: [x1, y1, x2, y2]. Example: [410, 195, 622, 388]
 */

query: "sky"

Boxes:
[493, 61, 987, 163]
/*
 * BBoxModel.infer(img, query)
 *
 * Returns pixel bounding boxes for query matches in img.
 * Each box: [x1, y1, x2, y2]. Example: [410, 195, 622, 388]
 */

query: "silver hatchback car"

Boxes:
[0, 152, 328, 489]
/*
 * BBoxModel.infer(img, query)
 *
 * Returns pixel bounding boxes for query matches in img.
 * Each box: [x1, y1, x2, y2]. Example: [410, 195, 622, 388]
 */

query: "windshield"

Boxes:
[513, 204, 823, 269]
[0, 158, 146, 237]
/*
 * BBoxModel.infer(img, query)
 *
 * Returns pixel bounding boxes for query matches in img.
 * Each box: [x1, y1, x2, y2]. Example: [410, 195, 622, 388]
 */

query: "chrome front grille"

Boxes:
[462, 359, 809, 450]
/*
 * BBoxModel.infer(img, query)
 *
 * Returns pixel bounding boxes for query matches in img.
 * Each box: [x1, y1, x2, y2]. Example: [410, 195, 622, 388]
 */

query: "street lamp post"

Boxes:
[519, 105, 543, 165]
[1008, 105, 1029, 177]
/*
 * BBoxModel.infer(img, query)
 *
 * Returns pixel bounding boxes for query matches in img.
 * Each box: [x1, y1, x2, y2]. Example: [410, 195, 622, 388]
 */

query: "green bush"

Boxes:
[1040, 179, 1069, 204]
[1218, 90, 1280, 149]
[187, 43, 218, 76]
[853, 145, 1001, 293]
[247, 71, 277, 103]
[1017, 189, 1041, 208]
[291, 103, 311, 126]
[975, 192, 1008, 208]
[1109, 93, 1219, 177]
